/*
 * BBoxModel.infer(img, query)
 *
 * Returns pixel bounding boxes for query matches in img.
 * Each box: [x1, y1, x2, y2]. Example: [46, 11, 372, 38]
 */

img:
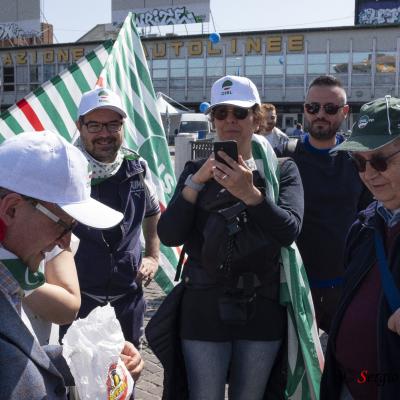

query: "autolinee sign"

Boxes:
[143, 34, 304, 58]
[355, 0, 400, 25]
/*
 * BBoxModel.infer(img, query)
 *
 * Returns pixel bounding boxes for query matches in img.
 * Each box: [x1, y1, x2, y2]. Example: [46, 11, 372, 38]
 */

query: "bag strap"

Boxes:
[282, 138, 299, 157]
[174, 244, 186, 282]
[374, 230, 400, 312]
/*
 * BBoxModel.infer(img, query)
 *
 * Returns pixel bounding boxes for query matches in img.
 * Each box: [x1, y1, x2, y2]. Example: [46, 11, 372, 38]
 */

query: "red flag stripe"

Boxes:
[16, 99, 45, 131]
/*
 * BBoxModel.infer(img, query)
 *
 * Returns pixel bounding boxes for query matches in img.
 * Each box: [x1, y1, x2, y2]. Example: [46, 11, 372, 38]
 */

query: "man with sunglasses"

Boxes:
[60, 87, 161, 349]
[0, 130, 144, 399]
[276, 75, 372, 333]
[321, 96, 400, 400]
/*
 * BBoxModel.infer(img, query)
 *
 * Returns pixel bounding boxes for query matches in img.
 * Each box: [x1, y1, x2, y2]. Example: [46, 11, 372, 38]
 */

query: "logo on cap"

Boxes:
[220, 80, 233, 96]
[358, 115, 370, 129]
[98, 90, 110, 103]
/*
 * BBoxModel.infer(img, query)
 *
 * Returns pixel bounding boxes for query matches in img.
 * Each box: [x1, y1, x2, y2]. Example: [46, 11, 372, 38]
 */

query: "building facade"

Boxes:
[0, 24, 399, 131]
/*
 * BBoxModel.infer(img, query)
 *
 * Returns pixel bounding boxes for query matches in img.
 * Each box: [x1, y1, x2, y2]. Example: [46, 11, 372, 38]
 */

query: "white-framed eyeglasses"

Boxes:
[24, 198, 77, 239]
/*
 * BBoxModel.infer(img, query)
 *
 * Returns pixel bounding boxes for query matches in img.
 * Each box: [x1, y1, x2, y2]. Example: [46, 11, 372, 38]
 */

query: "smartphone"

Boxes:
[213, 140, 238, 167]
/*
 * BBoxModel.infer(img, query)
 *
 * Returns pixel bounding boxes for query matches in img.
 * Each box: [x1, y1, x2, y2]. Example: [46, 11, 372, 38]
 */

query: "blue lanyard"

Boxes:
[374, 230, 400, 312]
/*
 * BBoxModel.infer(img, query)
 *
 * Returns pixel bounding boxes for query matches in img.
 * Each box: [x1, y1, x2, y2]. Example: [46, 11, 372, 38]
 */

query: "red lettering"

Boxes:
[357, 370, 368, 384]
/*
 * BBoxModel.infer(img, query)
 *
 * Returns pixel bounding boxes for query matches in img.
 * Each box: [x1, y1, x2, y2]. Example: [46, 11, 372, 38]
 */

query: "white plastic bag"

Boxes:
[62, 304, 134, 399]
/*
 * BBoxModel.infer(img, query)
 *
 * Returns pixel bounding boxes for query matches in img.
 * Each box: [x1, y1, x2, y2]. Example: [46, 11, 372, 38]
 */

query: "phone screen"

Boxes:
[213, 141, 238, 166]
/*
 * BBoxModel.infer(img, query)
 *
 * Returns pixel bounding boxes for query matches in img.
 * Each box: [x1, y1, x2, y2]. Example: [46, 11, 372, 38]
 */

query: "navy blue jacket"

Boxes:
[321, 202, 400, 399]
[74, 158, 160, 296]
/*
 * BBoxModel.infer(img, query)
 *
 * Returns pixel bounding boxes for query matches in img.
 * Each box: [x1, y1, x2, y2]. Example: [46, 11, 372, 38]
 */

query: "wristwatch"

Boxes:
[184, 174, 205, 192]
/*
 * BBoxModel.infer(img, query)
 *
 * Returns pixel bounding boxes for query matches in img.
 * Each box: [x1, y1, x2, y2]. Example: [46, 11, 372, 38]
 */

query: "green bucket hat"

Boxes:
[332, 95, 400, 152]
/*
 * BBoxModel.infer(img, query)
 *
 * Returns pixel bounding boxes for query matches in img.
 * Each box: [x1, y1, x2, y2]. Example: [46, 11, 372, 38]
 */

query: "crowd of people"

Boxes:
[1, 69, 400, 400]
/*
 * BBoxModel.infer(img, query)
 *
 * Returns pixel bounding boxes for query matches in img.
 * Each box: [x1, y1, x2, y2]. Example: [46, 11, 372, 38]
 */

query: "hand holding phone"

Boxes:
[213, 140, 238, 168]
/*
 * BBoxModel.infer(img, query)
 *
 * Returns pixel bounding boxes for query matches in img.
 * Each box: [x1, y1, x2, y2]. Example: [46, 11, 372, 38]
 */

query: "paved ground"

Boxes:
[135, 281, 165, 400]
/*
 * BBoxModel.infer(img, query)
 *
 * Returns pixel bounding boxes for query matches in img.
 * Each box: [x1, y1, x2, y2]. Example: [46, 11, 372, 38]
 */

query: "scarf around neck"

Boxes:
[74, 137, 140, 185]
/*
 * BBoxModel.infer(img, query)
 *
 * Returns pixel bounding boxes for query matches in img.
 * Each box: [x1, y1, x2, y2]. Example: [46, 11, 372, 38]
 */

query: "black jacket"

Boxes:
[321, 202, 400, 400]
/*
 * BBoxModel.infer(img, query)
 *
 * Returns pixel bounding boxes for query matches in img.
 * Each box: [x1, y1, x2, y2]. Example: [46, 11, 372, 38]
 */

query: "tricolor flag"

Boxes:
[0, 14, 178, 293]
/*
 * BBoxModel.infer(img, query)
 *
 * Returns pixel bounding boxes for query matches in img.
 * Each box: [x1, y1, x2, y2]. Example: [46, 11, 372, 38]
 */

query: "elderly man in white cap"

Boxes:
[0, 130, 143, 399]
[60, 87, 161, 348]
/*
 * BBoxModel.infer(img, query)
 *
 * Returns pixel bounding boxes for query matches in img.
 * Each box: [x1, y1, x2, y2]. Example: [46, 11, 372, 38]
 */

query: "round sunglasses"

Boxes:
[305, 102, 345, 115]
[350, 148, 400, 172]
[212, 106, 250, 120]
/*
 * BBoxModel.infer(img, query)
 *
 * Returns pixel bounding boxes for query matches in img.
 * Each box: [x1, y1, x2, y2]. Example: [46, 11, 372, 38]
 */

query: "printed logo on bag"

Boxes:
[106, 362, 129, 400]
[220, 80, 233, 96]
[358, 115, 371, 129]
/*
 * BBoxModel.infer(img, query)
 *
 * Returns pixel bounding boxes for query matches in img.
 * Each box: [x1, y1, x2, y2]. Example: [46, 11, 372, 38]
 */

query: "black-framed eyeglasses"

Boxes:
[212, 106, 251, 121]
[305, 103, 345, 115]
[24, 198, 77, 239]
[82, 120, 123, 133]
[350, 148, 400, 173]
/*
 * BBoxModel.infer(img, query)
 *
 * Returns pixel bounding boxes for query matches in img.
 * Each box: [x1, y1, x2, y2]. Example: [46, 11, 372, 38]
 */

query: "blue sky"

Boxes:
[41, 0, 356, 43]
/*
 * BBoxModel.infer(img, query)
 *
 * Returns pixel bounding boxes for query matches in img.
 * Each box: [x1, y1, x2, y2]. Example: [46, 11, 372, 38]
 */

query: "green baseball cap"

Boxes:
[332, 95, 400, 152]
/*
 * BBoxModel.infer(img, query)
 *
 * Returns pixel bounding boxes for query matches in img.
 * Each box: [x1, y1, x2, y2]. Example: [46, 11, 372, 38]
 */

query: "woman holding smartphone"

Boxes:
[156, 75, 304, 399]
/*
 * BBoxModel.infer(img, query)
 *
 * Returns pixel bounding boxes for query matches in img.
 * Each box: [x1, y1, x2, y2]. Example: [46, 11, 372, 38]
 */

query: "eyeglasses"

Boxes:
[350, 148, 400, 172]
[82, 120, 123, 133]
[25, 198, 77, 240]
[212, 107, 251, 121]
[304, 103, 345, 115]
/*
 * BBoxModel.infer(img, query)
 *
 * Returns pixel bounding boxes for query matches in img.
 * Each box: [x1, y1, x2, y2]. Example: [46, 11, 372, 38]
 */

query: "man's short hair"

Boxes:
[307, 75, 347, 103]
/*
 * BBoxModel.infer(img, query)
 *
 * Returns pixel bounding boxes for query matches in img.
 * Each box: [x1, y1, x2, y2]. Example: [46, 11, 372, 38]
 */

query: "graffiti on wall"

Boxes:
[357, 6, 400, 24]
[0, 23, 40, 40]
[135, 6, 204, 27]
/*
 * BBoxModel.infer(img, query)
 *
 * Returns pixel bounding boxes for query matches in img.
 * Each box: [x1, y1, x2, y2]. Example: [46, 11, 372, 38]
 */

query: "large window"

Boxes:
[170, 59, 185, 78]
[308, 53, 327, 74]
[245, 55, 263, 76]
[226, 56, 242, 75]
[152, 59, 168, 79]
[2, 67, 15, 92]
[352, 52, 371, 74]
[330, 53, 349, 74]
[188, 58, 204, 77]
[265, 55, 283, 75]
[207, 57, 223, 77]
[43, 64, 55, 82]
[376, 52, 396, 73]
[286, 54, 305, 75]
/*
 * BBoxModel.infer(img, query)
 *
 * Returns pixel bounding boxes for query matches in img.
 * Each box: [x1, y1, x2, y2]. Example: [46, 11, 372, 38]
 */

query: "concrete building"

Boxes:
[1, 23, 399, 132]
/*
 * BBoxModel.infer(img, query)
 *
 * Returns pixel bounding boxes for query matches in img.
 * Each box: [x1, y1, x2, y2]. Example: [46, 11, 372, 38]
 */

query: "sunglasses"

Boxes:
[305, 103, 345, 115]
[350, 148, 400, 172]
[212, 107, 250, 121]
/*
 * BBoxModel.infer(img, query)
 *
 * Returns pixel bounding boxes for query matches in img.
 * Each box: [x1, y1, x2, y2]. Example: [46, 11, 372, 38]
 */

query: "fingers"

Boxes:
[120, 341, 144, 381]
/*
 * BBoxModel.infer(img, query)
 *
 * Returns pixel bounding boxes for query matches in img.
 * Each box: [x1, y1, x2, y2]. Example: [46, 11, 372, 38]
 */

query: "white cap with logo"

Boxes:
[206, 75, 261, 114]
[0, 130, 123, 229]
[77, 87, 127, 119]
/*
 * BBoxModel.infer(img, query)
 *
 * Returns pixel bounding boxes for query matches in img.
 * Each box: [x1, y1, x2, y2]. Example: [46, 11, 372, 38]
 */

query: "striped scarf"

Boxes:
[251, 134, 323, 400]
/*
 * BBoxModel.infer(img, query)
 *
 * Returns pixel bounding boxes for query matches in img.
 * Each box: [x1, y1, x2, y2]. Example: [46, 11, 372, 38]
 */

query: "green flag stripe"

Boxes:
[50, 76, 80, 123]
[68, 63, 92, 94]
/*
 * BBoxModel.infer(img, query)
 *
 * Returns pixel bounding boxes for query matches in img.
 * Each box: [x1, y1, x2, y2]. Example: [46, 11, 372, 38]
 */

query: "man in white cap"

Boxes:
[60, 87, 160, 347]
[0, 130, 143, 399]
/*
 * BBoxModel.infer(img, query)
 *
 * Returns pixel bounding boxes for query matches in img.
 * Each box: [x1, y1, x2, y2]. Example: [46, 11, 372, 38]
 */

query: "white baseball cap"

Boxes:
[0, 130, 123, 229]
[77, 87, 127, 118]
[206, 75, 261, 114]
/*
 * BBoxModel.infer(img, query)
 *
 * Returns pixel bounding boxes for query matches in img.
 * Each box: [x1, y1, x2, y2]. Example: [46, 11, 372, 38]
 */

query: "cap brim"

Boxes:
[60, 198, 123, 229]
[205, 100, 257, 114]
[332, 134, 400, 153]
[80, 105, 127, 118]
